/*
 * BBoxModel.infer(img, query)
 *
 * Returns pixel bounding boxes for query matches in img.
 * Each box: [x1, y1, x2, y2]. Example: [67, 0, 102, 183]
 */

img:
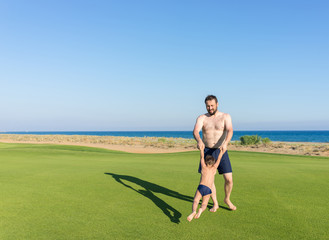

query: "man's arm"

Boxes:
[193, 115, 205, 150]
[221, 113, 233, 153]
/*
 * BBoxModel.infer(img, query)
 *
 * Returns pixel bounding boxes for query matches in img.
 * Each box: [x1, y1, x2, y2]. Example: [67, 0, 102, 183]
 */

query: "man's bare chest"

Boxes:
[203, 117, 225, 131]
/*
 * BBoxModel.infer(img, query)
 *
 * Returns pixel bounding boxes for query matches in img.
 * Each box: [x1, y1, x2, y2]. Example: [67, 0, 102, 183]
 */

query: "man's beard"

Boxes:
[208, 108, 217, 116]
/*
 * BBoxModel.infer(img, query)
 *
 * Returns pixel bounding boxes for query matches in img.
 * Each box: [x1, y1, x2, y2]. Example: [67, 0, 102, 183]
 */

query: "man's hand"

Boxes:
[221, 143, 228, 153]
[197, 141, 205, 151]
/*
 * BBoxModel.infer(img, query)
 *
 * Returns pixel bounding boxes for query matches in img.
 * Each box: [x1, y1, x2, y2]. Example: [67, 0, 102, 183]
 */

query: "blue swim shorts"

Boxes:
[197, 184, 212, 196]
[198, 147, 232, 174]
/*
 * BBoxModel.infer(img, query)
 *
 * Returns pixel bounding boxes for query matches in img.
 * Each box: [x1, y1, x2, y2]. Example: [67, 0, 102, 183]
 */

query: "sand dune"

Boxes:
[0, 134, 328, 156]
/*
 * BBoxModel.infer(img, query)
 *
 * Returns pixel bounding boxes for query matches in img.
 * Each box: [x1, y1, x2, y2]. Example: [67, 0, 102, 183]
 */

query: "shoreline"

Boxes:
[0, 134, 328, 156]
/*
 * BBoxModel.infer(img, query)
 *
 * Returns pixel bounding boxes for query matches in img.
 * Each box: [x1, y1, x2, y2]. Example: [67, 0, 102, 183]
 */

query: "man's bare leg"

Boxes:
[223, 173, 236, 210]
[209, 182, 219, 212]
[187, 190, 201, 222]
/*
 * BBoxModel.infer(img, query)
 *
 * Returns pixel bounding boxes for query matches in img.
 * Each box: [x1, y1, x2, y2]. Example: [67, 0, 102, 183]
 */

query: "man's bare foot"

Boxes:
[194, 209, 203, 219]
[187, 212, 196, 222]
[224, 199, 237, 211]
[209, 205, 219, 212]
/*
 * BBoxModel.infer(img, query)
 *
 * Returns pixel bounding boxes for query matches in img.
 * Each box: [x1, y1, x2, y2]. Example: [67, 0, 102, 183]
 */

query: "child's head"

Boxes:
[205, 155, 215, 166]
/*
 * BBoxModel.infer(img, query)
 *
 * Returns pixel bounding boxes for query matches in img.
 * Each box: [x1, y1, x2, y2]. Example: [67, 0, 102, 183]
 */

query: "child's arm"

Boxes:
[213, 147, 224, 169]
[200, 145, 206, 168]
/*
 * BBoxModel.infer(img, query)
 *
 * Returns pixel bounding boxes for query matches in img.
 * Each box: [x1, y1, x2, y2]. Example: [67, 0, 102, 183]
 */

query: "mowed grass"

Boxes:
[0, 143, 328, 240]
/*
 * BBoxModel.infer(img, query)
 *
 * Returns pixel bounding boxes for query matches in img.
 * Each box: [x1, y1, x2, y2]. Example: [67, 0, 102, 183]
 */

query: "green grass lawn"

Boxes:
[1, 143, 328, 239]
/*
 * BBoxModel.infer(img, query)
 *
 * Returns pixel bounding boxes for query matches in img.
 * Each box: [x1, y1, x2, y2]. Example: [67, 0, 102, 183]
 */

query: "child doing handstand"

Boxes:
[187, 146, 224, 222]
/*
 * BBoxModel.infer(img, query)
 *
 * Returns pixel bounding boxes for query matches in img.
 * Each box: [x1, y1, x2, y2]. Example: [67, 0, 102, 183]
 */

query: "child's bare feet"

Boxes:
[224, 198, 237, 211]
[209, 205, 219, 212]
[194, 209, 204, 219]
[187, 211, 196, 222]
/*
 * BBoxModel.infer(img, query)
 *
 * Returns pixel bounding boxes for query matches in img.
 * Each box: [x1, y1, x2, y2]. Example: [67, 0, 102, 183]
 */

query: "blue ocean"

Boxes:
[1, 131, 329, 143]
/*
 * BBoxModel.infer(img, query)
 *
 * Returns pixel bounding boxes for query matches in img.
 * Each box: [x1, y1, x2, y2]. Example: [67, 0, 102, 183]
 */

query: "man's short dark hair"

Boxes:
[205, 95, 218, 104]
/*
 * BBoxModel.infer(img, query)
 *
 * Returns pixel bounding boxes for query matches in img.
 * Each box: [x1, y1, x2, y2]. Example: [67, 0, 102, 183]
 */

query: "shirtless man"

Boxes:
[193, 95, 236, 211]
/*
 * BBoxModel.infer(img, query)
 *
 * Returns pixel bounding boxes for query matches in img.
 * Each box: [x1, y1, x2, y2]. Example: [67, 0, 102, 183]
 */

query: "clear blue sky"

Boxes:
[1, 0, 328, 131]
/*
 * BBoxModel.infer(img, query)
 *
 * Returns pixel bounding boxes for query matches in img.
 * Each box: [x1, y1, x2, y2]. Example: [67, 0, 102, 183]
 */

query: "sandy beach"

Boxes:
[0, 134, 328, 157]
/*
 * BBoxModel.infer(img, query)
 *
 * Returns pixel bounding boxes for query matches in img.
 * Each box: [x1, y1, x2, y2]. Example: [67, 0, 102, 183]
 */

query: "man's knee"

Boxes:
[223, 174, 233, 185]
[225, 178, 233, 185]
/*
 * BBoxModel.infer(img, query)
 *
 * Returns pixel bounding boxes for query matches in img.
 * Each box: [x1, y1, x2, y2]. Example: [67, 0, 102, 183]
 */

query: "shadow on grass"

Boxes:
[105, 172, 204, 224]
[210, 205, 231, 211]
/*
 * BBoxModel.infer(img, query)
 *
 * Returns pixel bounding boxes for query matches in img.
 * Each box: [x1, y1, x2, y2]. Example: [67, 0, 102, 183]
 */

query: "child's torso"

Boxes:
[200, 167, 217, 188]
